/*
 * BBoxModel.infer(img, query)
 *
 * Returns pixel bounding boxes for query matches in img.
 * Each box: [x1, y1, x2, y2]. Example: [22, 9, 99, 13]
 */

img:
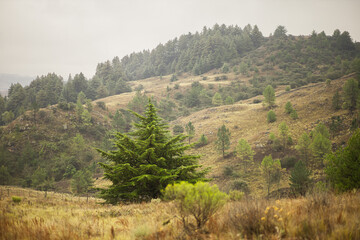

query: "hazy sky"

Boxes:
[0, 0, 359, 79]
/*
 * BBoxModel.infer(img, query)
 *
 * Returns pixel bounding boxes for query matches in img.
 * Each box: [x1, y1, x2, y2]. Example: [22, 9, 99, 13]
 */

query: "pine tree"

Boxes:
[236, 139, 254, 170]
[343, 78, 359, 113]
[185, 121, 195, 144]
[285, 101, 294, 114]
[289, 160, 312, 196]
[332, 90, 342, 110]
[215, 124, 231, 158]
[263, 85, 276, 108]
[212, 92, 223, 106]
[311, 123, 331, 165]
[296, 133, 312, 166]
[267, 110, 277, 123]
[325, 129, 360, 191]
[279, 122, 289, 151]
[260, 155, 281, 196]
[97, 100, 208, 204]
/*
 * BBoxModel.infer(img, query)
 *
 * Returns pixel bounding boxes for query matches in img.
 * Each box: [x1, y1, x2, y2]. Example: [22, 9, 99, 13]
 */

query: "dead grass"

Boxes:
[1, 186, 359, 239]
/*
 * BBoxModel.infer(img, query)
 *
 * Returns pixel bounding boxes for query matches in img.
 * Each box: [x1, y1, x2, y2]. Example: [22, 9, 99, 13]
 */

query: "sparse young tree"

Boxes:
[97, 101, 208, 204]
[290, 160, 312, 196]
[225, 96, 234, 105]
[185, 121, 195, 144]
[71, 169, 94, 195]
[212, 92, 223, 106]
[263, 85, 276, 108]
[216, 124, 231, 158]
[236, 139, 254, 170]
[332, 90, 342, 111]
[285, 101, 294, 114]
[290, 110, 298, 120]
[279, 122, 290, 151]
[311, 123, 331, 165]
[260, 155, 281, 196]
[296, 132, 312, 166]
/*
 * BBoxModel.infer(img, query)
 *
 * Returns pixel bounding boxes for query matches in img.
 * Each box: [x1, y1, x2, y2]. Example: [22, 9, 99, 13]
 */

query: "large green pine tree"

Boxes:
[289, 160, 312, 196]
[97, 100, 208, 204]
[215, 124, 231, 158]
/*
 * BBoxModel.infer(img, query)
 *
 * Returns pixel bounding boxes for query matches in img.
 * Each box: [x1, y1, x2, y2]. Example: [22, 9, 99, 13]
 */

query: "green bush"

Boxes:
[172, 125, 184, 135]
[96, 101, 106, 110]
[229, 190, 244, 201]
[232, 179, 250, 194]
[285, 86, 291, 92]
[267, 110, 277, 123]
[290, 110, 298, 119]
[281, 156, 297, 169]
[12, 196, 21, 203]
[163, 182, 228, 229]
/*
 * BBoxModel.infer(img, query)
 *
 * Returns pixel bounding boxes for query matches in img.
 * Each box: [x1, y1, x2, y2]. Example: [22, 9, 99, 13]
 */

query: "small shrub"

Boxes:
[229, 190, 244, 201]
[232, 179, 250, 194]
[223, 166, 234, 177]
[174, 83, 179, 89]
[215, 76, 221, 81]
[281, 156, 297, 169]
[170, 74, 177, 82]
[202, 76, 208, 80]
[267, 110, 277, 123]
[285, 86, 291, 92]
[163, 182, 228, 229]
[221, 75, 228, 80]
[253, 99, 262, 104]
[12, 196, 21, 203]
[172, 125, 184, 135]
[290, 110, 298, 119]
[195, 134, 208, 148]
[96, 101, 106, 110]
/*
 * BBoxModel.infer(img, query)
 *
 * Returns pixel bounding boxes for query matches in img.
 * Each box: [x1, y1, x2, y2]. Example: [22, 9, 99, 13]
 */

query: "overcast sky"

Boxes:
[0, 0, 359, 80]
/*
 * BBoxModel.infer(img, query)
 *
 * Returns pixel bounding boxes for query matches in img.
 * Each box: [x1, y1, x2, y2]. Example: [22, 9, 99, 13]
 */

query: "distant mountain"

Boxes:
[0, 73, 34, 95]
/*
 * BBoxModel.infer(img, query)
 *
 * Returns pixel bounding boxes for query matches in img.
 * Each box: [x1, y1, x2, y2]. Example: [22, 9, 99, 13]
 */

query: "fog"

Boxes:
[0, 0, 359, 79]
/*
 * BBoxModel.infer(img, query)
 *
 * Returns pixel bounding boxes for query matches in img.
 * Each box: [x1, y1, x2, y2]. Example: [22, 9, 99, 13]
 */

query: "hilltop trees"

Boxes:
[97, 100, 207, 204]
[216, 124, 231, 158]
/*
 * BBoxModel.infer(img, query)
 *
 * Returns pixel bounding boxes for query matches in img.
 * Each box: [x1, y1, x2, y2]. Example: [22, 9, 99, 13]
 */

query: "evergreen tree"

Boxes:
[97, 100, 208, 203]
[260, 155, 281, 196]
[343, 78, 359, 112]
[215, 124, 231, 158]
[185, 121, 195, 144]
[212, 92, 223, 106]
[279, 122, 290, 151]
[267, 110, 277, 123]
[289, 160, 312, 196]
[332, 90, 342, 111]
[311, 123, 331, 165]
[290, 110, 298, 120]
[236, 139, 254, 170]
[225, 96, 234, 105]
[296, 133, 312, 166]
[71, 169, 94, 195]
[263, 85, 276, 108]
[285, 101, 294, 114]
[326, 129, 360, 191]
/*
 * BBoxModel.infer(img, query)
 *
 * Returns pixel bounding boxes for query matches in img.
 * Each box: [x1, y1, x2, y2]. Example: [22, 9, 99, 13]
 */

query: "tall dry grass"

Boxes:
[1, 186, 360, 239]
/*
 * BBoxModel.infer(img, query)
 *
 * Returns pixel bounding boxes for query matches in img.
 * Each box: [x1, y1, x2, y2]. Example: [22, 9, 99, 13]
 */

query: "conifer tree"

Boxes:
[97, 100, 208, 204]
[260, 155, 281, 196]
[296, 133, 312, 166]
[289, 160, 312, 196]
[284, 101, 294, 114]
[326, 129, 360, 191]
[216, 124, 231, 158]
[185, 121, 195, 144]
[212, 92, 223, 106]
[343, 78, 359, 113]
[236, 139, 254, 170]
[263, 85, 276, 108]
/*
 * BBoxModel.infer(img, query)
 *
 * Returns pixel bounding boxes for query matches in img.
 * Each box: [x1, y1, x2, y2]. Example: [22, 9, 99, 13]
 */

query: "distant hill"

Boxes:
[0, 73, 34, 95]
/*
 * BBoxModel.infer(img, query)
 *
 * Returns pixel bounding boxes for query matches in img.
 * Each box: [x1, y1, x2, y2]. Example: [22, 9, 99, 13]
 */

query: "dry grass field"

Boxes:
[1, 186, 360, 239]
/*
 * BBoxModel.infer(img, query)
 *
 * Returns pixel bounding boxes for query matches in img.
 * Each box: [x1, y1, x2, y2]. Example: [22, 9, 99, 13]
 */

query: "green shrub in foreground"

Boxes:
[163, 182, 228, 229]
